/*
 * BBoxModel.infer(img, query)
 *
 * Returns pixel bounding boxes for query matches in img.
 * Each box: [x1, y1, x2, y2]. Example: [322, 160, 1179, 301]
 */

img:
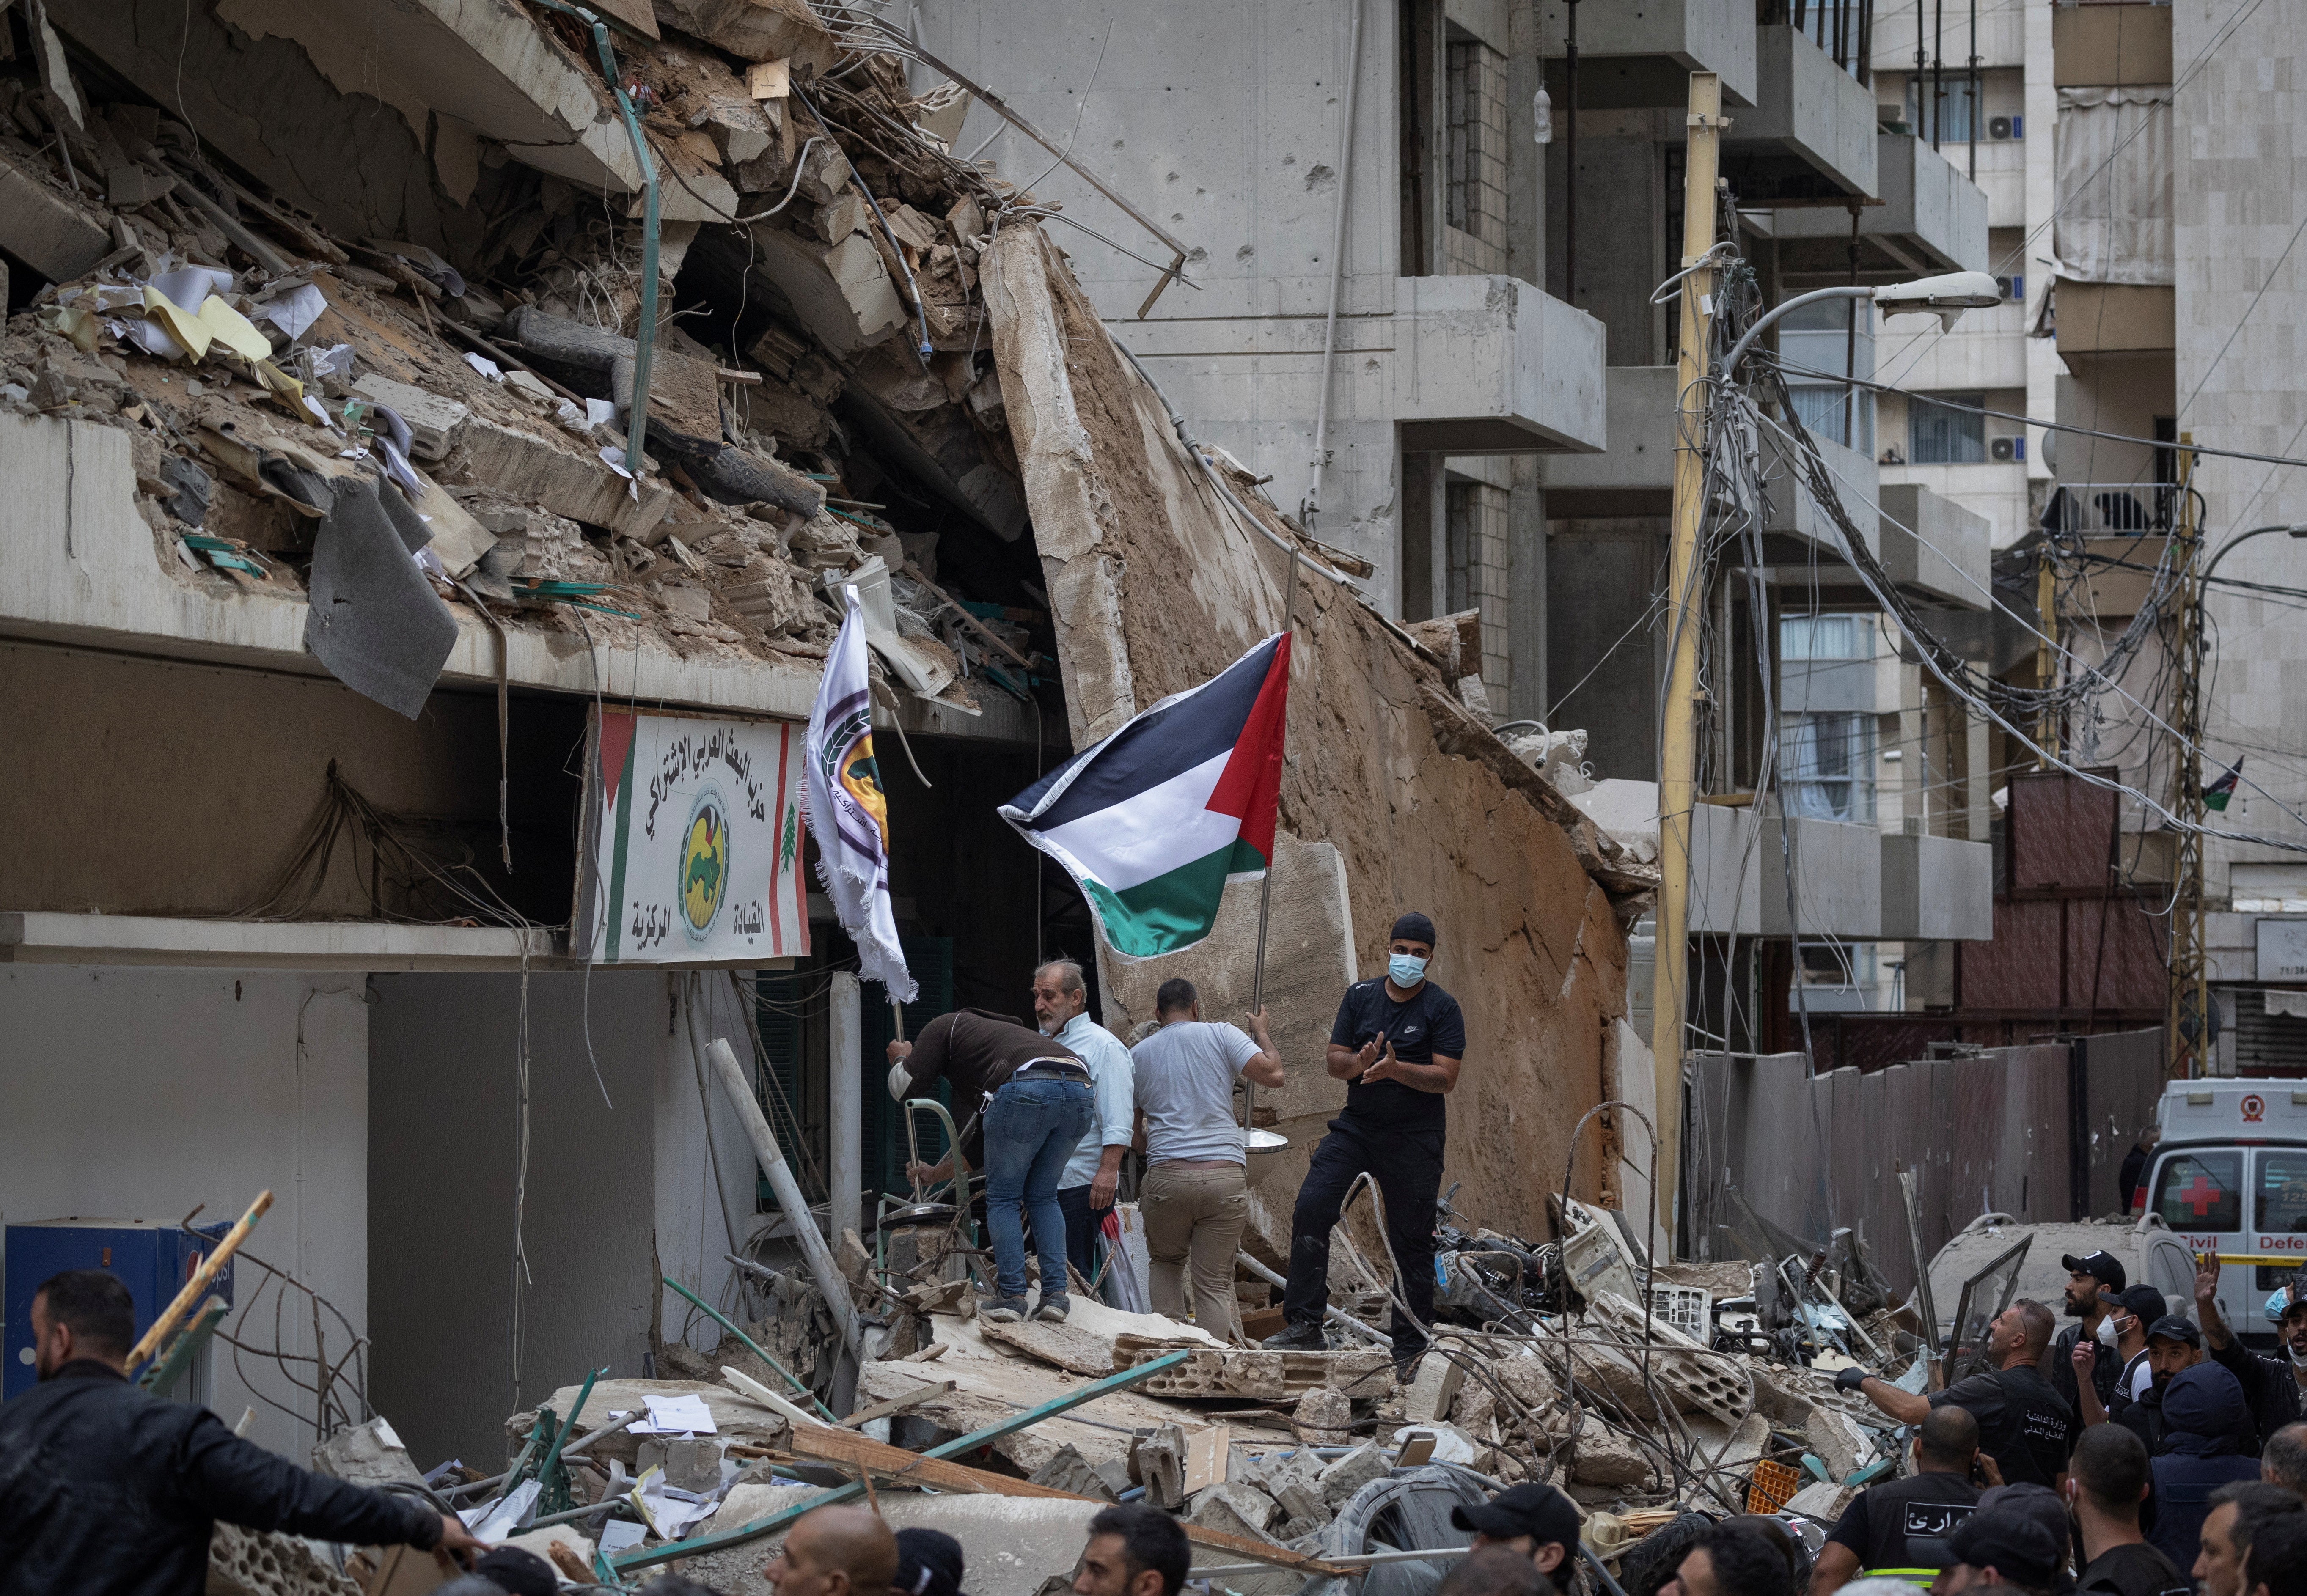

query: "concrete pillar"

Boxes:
[1922, 677, 1958, 837]
[1966, 715, 1993, 843]
[1507, 460, 1547, 722]
[829, 972, 862, 1244]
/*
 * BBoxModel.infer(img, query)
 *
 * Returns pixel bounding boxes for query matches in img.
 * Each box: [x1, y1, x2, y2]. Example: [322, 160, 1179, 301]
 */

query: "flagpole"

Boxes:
[1245, 548, 1301, 1132]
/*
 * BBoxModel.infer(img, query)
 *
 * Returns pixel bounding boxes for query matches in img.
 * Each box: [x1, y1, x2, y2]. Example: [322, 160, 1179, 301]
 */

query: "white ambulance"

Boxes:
[2142, 1080, 2307, 1347]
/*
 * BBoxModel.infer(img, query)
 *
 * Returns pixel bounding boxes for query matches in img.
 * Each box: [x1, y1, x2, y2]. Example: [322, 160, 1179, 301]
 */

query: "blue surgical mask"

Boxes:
[1389, 953, 1427, 986]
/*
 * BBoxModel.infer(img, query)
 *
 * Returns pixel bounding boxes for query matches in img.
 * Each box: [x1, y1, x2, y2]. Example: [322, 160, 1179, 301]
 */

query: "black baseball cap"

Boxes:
[1949, 1508, 2063, 1591]
[2099, 1284, 2164, 1323]
[1390, 912, 1438, 947]
[1454, 1483, 1583, 1549]
[2146, 1313, 2203, 1347]
[2063, 1251, 2128, 1291]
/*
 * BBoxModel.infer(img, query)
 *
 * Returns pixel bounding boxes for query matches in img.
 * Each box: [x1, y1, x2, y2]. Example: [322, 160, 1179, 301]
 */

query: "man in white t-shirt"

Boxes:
[1129, 977, 1284, 1343]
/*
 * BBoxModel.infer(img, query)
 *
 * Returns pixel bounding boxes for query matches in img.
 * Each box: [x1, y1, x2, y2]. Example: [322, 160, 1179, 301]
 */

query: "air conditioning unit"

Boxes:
[1990, 436, 2025, 463]
[1996, 274, 2025, 301]
[1988, 115, 2014, 140]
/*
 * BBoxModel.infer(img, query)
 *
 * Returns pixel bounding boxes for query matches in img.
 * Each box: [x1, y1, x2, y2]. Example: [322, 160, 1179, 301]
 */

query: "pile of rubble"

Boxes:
[1, 0, 1058, 724]
[211, 1190, 1928, 1594]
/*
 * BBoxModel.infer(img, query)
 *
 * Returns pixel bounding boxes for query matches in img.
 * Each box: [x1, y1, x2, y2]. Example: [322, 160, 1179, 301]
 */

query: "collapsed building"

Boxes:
[0, 0, 1659, 1517]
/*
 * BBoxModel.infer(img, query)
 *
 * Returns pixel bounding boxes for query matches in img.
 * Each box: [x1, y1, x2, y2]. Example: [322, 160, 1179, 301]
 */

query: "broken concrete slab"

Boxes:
[0, 146, 114, 285]
[309, 1415, 423, 1486]
[1187, 1480, 1281, 1541]
[1570, 1428, 1654, 1489]
[55, 0, 643, 250]
[978, 1316, 1123, 1377]
[447, 415, 675, 540]
[353, 372, 471, 462]
[209, 1520, 361, 1596]
[1805, 1403, 1874, 1483]
[1028, 1444, 1118, 1502]
[1315, 1442, 1388, 1507]
[748, 225, 908, 359]
[1294, 1386, 1353, 1448]
[1402, 1348, 1466, 1424]
[649, 0, 837, 68]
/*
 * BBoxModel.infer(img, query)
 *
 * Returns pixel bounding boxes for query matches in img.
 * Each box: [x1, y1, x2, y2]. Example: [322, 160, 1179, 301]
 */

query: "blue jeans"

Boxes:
[982, 1076, 1095, 1302]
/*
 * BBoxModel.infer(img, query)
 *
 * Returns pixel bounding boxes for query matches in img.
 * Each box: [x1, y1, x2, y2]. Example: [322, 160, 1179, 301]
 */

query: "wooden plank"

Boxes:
[786, 1424, 1350, 1575]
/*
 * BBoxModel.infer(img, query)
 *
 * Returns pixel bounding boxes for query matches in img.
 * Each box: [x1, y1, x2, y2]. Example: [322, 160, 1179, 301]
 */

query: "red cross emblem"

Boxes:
[2181, 1173, 2225, 1218]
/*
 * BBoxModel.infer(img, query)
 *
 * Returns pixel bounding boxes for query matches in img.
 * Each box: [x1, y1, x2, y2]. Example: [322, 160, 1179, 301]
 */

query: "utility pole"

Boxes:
[2167, 435, 2208, 1078]
[2034, 552, 2058, 766]
[1651, 70, 1721, 1242]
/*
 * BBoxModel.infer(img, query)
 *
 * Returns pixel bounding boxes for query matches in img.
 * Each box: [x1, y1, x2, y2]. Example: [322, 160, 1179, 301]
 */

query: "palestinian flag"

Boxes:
[1001, 634, 1291, 959]
[2205, 756, 2243, 812]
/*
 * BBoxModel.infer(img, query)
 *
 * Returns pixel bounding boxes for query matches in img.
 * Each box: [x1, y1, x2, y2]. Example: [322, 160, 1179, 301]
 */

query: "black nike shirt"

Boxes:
[1328, 976, 1466, 1132]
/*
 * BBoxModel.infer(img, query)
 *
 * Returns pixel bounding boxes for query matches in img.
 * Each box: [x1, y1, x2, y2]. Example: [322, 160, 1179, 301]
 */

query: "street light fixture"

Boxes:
[1721, 269, 2005, 379]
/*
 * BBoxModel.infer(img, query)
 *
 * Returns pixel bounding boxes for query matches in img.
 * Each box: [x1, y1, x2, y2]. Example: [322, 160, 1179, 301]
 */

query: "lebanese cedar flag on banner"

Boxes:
[1000, 633, 1290, 959]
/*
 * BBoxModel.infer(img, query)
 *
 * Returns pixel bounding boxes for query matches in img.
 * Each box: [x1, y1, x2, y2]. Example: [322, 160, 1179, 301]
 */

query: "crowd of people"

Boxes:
[1811, 1245, 2307, 1596]
[885, 909, 1463, 1364]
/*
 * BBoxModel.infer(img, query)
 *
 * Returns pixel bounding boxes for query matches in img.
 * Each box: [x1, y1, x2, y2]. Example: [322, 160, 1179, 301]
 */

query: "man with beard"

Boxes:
[2109, 1316, 2214, 1455]
[2054, 1253, 2131, 1449]
[1842, 1300, 2073, 1488]
[2196, 1257, 2307, 1453]
[2074, 1287, 2169, 1432]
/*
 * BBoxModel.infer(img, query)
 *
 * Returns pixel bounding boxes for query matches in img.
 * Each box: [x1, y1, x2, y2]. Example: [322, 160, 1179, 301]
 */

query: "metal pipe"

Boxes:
[830, 972, 863, 1244]
[1932, 0, 1944, 151]
[1720, 284, 1875, 381]
[705, 1038, 865, 1376]
[1302, 0, 1365, 534]
[1968, 0, 1980, 180]
[1565, 0, 1579, 308]
[1234, 1250, 1391, 1347]
[528, 0, 660, 490]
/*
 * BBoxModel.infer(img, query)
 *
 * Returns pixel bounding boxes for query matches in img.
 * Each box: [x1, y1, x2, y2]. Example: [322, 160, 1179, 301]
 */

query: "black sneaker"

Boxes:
[1262, 1320, 1329, 1352]
[1034, 1292, 1072, 1322]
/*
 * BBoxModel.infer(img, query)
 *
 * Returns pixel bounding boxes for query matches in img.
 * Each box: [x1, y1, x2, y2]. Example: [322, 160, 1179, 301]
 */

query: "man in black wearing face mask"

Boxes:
[1267, 911, 1465, 1369]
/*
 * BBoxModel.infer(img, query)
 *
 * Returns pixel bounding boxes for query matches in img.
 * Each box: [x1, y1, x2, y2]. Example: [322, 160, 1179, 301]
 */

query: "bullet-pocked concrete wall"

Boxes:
[915, 0, 1408, 604]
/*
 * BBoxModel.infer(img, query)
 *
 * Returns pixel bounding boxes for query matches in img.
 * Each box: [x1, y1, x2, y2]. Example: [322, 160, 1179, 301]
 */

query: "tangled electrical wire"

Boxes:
[227, 760, 550, 929]
[178, 1213, 370, 1442]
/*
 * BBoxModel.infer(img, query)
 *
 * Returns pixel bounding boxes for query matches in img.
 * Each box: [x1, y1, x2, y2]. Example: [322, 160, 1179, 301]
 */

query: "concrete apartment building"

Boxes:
[2035, 0, 2307, 1071]
[916, 0, 2008, 1045]
[0, 0, 1654, 1465]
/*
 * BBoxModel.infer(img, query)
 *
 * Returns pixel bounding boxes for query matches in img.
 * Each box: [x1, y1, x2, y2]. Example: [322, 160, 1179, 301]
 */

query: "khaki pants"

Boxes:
[1141, 1162, 1249, 1343]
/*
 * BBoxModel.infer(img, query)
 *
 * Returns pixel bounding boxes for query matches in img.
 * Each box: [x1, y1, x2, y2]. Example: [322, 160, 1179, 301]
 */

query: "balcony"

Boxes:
[1534, 0, 1758, 108]
[1881, 832, 1995, 939]
[1689, 807, 1994, 940]
[1878, 483, 1991, 610]
[1534, 365, 1677, 515]
[2054, 282, 2174, 355]
[1393, 275, 1609, 455]
[1718, 26, 1879, 202]
[1751, 427, 1881, 564]
[1769, 133, 1988, 277]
